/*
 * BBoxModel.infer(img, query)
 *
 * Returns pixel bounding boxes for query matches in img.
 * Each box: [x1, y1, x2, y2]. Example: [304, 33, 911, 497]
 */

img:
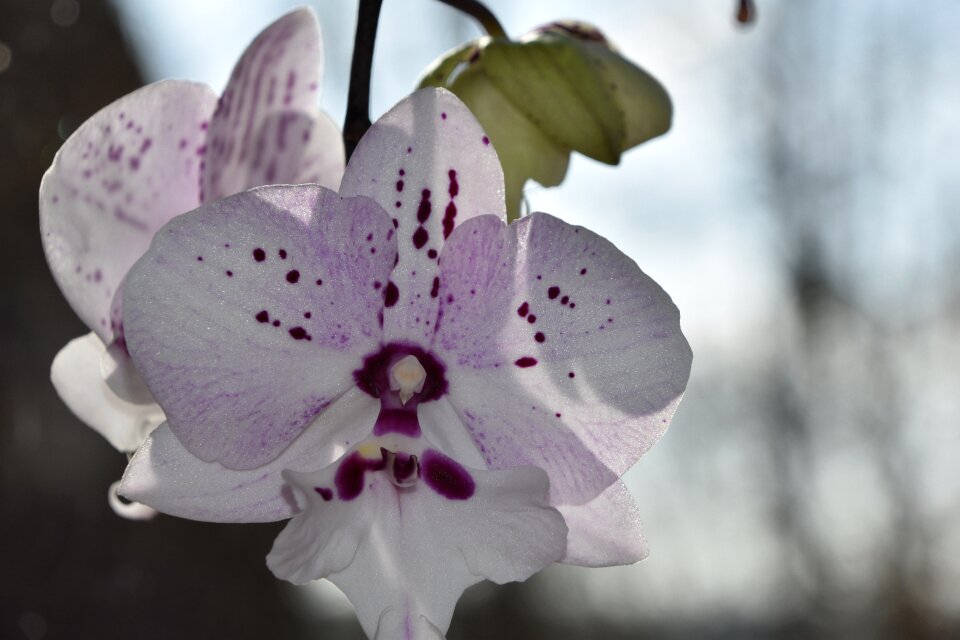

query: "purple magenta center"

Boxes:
[353, 342, 448, 404]
[421, 449, 475, 500]
[373, 408, 421, 437]
[335, 451, 386, 501]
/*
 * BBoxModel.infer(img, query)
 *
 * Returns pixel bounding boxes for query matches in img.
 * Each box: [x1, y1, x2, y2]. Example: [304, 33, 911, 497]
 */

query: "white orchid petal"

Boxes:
[51, 332, 163, 452]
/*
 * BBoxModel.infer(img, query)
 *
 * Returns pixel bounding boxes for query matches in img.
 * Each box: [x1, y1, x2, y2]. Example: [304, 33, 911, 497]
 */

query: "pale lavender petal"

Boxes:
[340, 88, 506, 345]
[432, 213, 692, 504]
[40, 81, 217, 342]
[202, 8, 326, 202]
[559, 480, 648, 567]
[123, 185, 396, 469]
[50, 332, 164, 453]
[269, 454, 565, 638]
[119, 387, 379, 522]
[103, 338, 154, 405]
[241, 109, 344, 191]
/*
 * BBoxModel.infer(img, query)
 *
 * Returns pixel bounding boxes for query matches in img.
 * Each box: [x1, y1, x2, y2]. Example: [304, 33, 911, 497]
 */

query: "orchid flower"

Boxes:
[39, 8, 343, 517]
[118, 88, 692, 637]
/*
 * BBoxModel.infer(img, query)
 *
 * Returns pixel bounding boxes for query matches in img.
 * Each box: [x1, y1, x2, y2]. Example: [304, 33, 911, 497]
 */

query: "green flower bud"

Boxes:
[419, 21, 672, 221]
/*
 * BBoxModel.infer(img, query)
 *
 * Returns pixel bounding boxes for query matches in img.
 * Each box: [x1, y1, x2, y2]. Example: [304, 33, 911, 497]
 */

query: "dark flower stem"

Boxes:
[342, 0, 506, 161]
[343, 0, 384, 161]
[434, 0, 507, 38]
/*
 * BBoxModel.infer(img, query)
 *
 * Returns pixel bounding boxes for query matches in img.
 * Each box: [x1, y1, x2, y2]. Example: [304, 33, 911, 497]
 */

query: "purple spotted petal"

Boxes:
[123, 185, 396, 469]
[267, 447, 566, 638]
[432, 213, 692, 504]
[340, 89, 506, 345]
[241, 109, 344, 191]
[120, 387, 379, 522]
[40, 80, 218, 342]
[202, 8, 327, 202]
[558, 480, 648, 567]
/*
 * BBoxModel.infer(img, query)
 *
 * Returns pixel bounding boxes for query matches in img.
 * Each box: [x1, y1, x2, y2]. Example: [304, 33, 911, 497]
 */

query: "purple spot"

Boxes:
[370, 247, 377, 254]
[393, 218, 399, 228]
[93, 269, 102, 282]
[200, 121, 209, 130]
[561, 295, 569, 305]
[314, 487, 333, 501]
[196, 256, 203, 262]
[422, 449, 474, 500]
[179, 138, 188, 149]
[396, 180, 404, 192]
[289, 327, 308, 340]
[412, 227, 429, 249]
[129, 157, 140, 170]
[580, 268, 587, 275]
[384, 281, 399, 307]
[427, 249, 438, 260]
[548, 286, 560, 299]
[517, 302, 529, 317]
[443, 202, 457, 239]
[366, 233, 373, 242]
[256, 310, 270, 323]
[273, 320, 281, 327]
[395, 201, 402, 208]
[527, 314, 537, 324]
[140, 138, 152, 153]
[196, 144, 207, 156]
[373, 281, 382, 290]
[536, 275, 542, 280]
[514, 357, 538, 368]
[279, 249, 287, 259]
[226, 270, 233, 277]
[286, 270, 300, 284]
[482, 135, 490, 145]
[430, 277, 440, 298]
[441, 112, 448, 120]
[535, 332, 545, 343]
[304, 312, 312, 319]
[335, 452, 385, 501]
[253, 248, 266, 262]
[606, 299, 612, 305]
[568, 371, 575, 378]
[447, 169, 459, 198]
[107, 145, 123, 162]
[316, 279, 323, 286]
[569, 303, 576, 308]
[373, 408, 421, 437]
[417, 189, 432, 223]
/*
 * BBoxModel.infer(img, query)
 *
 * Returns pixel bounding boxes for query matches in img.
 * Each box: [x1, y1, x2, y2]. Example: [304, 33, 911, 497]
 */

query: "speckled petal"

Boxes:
[119, 387, 379, 522]
[202, 8, 327, 202]
[268, 449, 565, 638]
[340, 89, 505, 345]
[40, 81, 217, 343]
[123, 185, 396, 469]
[51, 332, 164, 453]
[432, 213, 692, 504]
[559, 480, 648, 567]
[240, 109, 344, 191]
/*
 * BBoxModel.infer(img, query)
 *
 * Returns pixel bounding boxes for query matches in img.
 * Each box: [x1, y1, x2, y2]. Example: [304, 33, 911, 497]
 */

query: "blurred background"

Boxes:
[2, 0, 958, 638]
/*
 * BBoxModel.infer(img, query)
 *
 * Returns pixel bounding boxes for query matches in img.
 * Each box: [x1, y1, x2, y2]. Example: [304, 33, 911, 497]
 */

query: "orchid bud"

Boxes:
[419, 21, 672, 221]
